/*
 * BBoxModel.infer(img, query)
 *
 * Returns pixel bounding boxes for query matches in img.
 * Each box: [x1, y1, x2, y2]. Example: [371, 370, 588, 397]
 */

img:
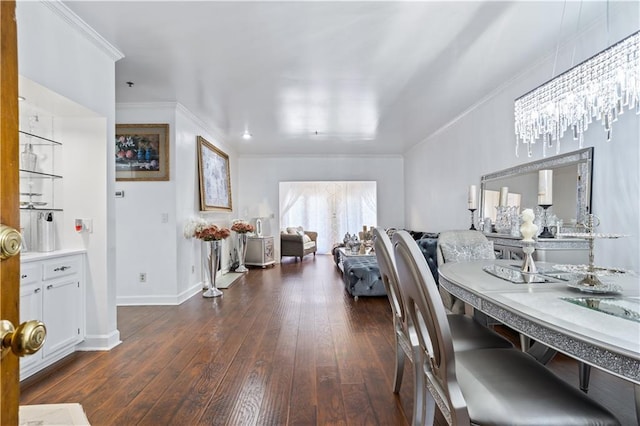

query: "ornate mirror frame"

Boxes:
[480, 148, 593, 226]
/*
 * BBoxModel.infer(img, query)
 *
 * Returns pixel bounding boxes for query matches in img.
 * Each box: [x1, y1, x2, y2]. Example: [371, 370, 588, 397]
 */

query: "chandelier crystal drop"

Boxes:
[515, 31, 639, 157]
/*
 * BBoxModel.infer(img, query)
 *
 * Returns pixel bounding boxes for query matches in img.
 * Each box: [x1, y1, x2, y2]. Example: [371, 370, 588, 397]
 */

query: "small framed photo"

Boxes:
[197, 136, 232, 211]
[115, 124, 170, 181]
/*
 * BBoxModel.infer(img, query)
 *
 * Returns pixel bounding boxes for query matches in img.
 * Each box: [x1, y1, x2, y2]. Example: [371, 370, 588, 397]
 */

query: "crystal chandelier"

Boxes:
[515, 30, 639, 157]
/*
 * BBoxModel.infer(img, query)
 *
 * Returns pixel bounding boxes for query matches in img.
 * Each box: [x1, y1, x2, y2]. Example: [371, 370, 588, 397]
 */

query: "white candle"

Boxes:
[468, 185, 477, 209]
[499, 186, 509, 207]
[538, 170, 553, 205]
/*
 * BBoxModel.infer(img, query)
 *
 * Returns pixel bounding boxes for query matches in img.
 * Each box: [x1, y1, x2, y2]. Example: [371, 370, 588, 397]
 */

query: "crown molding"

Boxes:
[116, 101, 231, 151]
[175, 103, 228, 145]
[116, 101, 178, 111]
[238, 153, 404, 160]
[42, 0, 124, 61]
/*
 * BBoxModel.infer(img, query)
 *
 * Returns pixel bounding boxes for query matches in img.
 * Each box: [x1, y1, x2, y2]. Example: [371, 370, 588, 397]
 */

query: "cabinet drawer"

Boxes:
[20, 263, 41, 285]
[42, 257, 81, 280]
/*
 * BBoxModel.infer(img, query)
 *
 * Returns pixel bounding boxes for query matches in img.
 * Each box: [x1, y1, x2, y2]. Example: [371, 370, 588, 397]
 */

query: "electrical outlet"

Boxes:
[139, 273, 146, 282]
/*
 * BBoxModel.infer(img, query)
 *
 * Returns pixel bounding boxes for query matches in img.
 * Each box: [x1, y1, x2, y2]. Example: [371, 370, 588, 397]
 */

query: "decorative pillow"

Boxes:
[303, 234, 311, 243]
[287, 226, 303, 234]
[297, 230, 305, 237]
[440, 241, 495, 263]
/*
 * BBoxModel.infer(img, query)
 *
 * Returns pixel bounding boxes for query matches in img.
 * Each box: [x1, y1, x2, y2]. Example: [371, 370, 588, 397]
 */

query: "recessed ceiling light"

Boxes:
[242, 130, 252, 140]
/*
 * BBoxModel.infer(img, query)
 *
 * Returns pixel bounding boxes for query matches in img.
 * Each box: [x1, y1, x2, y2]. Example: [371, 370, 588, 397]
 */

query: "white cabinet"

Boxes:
[245, 236, 275, 267]
[20, 252, 85, 380]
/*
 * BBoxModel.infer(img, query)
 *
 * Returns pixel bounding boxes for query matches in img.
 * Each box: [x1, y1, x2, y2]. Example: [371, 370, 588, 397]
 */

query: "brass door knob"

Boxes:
[0, 224, 22, 260]
[0, 319, 46, 358]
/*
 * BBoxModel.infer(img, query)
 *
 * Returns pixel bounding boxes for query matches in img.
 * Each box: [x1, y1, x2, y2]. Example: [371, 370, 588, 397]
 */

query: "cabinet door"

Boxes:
[264, 237, 274, 262]
[19, 283, 43, 371]
[42, 278, 81, 357]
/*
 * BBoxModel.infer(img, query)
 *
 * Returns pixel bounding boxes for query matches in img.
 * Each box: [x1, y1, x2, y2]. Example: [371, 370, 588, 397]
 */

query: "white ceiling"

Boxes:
[62, 1, 613, 156]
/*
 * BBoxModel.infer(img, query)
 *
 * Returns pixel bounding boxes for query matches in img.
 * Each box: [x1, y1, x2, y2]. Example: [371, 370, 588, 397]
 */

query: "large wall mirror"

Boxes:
[480, 148, 593, 227]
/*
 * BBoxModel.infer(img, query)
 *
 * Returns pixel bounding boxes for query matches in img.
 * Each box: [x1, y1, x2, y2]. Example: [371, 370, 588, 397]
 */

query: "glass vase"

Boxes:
[21, 143, 38, 171]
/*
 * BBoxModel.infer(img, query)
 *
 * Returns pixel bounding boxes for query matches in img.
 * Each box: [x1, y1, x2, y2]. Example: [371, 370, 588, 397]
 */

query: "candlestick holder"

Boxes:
[538, 204, 554, 238]
[468, 208, 477, 230]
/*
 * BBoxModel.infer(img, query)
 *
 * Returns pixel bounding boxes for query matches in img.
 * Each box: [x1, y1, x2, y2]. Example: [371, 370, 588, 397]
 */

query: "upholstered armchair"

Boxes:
[280, 227, 317, 261]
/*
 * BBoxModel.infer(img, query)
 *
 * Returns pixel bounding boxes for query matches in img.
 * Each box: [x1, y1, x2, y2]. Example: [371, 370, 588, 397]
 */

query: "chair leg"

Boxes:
[424, 391, 436, 426]
[520, 334, 531, 351]
[417, 355, 436, 426]
[412, 347, 425, 426]
[634, 384, 640, 423]
[392, 338, 405, 394]
[412, 371, 423, 426]
[579, 362, 591, 393]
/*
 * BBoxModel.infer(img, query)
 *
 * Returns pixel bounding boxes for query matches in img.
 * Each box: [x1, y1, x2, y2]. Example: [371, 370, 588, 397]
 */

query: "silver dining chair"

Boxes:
[393, 230, 620, 426]
[374, 228, 512, 423]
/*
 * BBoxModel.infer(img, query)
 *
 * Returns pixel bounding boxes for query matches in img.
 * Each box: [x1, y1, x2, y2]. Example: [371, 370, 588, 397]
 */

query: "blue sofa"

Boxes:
[340, 230, 439, 298]
[342, 256, 386, 297]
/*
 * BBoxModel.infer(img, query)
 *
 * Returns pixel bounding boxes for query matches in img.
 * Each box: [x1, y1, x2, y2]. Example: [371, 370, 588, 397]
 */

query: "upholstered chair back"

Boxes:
[436, 230, 495, 266]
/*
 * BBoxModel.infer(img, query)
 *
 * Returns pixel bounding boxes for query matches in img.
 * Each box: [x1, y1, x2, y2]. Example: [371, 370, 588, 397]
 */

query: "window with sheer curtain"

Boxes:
[279, 181, 377, 254]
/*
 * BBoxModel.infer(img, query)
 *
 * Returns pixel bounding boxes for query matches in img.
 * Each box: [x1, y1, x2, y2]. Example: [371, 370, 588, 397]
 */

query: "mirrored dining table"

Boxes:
[438, 259, 640, 420]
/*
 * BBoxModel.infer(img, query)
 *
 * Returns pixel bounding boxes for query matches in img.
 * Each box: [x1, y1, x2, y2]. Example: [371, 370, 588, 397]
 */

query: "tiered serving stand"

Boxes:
[556, 214, 630, 291]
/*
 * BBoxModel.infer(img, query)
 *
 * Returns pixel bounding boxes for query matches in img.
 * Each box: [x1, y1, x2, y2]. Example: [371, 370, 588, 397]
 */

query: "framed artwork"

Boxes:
[115, 124, 170, 181]
[197, 136, 232, 211]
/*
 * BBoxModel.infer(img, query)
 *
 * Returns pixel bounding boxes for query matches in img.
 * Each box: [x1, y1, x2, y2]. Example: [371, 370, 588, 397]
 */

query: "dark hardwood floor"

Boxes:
[20, 255, 636, 425]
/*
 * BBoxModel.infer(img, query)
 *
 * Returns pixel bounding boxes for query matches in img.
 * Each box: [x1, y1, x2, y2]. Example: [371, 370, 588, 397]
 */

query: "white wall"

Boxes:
[17, 2, 122, 350]
[404, 5, 640, 271]
[175, 105, 239, 301]
[237, 155, 405, 258]
[115, 103, 238, 305]
[114, 104, 178, 305]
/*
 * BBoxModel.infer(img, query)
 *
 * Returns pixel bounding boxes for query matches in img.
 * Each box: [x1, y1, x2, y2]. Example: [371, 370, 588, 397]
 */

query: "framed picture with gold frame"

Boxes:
[115, 123, 170, 181]
[197, 136, 232, 211]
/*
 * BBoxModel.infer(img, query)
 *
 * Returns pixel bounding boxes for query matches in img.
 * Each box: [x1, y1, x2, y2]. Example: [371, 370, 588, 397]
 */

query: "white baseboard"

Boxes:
[117, 288, 198, 306]
[77, 329, 121, 351]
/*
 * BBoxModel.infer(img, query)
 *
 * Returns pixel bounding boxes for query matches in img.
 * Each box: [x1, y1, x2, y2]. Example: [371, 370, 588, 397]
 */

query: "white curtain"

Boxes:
[279, 181, 377, 253]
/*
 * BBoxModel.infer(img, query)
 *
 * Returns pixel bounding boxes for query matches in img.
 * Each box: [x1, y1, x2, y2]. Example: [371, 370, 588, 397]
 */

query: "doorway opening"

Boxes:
[279, 181, 377, 253]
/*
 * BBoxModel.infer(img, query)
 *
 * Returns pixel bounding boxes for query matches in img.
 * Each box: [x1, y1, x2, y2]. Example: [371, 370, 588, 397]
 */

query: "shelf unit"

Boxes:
[19, 123, 63, 252]
[19, 130, 63, 211]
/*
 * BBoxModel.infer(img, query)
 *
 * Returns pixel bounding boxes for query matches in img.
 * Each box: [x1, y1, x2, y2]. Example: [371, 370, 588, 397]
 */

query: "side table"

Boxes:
[245, 236, 275, 268]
